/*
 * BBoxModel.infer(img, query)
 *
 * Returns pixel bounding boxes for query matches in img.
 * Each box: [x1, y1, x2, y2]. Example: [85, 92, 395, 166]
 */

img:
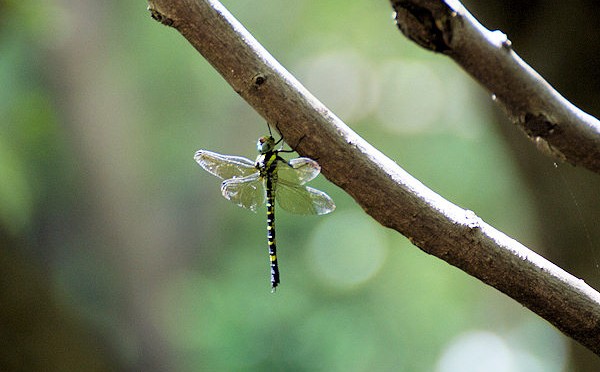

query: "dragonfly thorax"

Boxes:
[255, 152, 280, 179]
[257, 136, 276, 154]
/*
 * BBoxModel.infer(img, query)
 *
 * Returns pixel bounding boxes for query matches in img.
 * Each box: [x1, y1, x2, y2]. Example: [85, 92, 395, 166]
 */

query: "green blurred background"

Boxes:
[2, 0, 600, 370]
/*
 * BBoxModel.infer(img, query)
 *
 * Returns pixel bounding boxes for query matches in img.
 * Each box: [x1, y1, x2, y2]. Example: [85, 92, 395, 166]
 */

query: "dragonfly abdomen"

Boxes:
[265, 172, 280, 291]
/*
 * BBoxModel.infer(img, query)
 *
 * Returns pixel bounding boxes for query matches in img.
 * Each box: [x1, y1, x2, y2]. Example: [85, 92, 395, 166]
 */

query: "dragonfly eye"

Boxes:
[257, 136, 275, 154]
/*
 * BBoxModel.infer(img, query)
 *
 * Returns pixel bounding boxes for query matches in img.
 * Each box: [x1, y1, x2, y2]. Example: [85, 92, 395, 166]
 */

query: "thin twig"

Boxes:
[147, 0, 600, 355]
[391, 0, 600, 174]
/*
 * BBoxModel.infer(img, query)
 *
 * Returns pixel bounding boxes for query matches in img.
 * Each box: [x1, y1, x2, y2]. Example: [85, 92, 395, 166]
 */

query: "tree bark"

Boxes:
[463, 1, 600, 368]
[390, 0, 600, 175]
[146, 0, 600, 355]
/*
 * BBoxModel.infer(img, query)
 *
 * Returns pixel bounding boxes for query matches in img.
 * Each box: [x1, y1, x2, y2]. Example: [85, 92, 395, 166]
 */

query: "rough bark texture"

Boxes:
[391, 0, 600, 174]
[464, 1, 600, 368]
[147, 0, 600, 355]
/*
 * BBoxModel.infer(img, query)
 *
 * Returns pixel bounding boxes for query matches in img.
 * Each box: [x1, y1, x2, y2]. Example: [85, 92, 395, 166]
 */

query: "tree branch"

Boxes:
[391, 0, 600, 174]
[147, 0, 600, 355]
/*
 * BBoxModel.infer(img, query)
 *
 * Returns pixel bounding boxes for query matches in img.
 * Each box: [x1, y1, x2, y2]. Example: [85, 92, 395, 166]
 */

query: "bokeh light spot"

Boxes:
[376, 60, 445, 133]
[307, 211, 387, 289]
[436, 331, 514, 372]
[295, 50, 379, 122]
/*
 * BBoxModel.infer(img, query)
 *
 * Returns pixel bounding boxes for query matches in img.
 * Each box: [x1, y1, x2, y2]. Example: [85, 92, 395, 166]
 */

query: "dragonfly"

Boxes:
[194, 131, 335, 292]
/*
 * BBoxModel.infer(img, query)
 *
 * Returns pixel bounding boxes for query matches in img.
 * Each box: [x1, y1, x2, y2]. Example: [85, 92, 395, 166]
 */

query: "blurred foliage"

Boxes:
[2, 0, 596, 370]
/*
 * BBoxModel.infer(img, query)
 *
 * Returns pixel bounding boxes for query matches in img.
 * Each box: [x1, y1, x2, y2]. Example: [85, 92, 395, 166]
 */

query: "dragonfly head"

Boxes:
[257, 136, 276, 154]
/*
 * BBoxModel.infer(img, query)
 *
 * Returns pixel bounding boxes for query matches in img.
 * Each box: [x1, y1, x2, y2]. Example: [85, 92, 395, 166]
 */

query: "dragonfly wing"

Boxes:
[275, 180, 335, 215]
[195, 150, 257, 180]
[278, 158, 321, 185]
[221, 173, 266, 212]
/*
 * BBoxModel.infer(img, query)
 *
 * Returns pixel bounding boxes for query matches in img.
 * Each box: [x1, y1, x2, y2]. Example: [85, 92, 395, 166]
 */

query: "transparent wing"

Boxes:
[221, 173, 266, 212]
[194, 150, 257, 180]
[275, 180, 335, 215]
[277, 157, 321, 185]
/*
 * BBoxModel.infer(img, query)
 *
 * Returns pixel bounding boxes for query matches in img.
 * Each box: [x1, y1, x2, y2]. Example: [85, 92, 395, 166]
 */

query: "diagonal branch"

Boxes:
[391, 0, 600, 174]
[147, 0, 600, 355]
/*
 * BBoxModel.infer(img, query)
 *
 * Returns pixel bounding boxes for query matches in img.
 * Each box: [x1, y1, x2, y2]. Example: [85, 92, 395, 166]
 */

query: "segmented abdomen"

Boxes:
[265, 174, 280, 291]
